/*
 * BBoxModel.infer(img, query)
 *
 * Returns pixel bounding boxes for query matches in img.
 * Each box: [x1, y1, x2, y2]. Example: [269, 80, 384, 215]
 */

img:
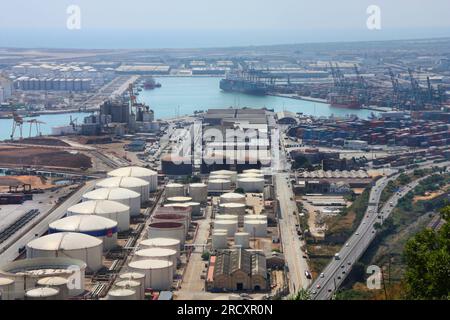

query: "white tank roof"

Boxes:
[37, 276, 68, 286]
[211, 170, 236, 175]
[26, 287, 59, 297]
[140, 238, 180, 247]
[27, 232, 102, 251]
[0, 278, 14, 285]
[68, 200, 129, 214]
[209, 179, 230, 183]
[49, 215, 117, 232]
[128, 259, 173, 270]
[108, 166, 157, 177]
[220, 203, 245, 208]
[119, 272, 145, 280]
[166, 183, 184, 188]
[108, 288, 135, 297]
[83, 188, 140, 200]
[97, 176, 149, 188]
[189, 183, 207, 187]
[167, 196, 192, 202]
[238, 177, 265, 182]
[221, 193, 245, 199]
[135, 248, 177, 258]
[216, 214, 239, 220]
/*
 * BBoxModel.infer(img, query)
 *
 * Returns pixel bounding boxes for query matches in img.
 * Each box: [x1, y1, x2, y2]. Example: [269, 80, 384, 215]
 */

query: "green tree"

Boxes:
[290, 288, 311, 300]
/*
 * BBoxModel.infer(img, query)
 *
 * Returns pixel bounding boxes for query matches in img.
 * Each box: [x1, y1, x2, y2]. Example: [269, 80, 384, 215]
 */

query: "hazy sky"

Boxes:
[0, 0, 449, 48]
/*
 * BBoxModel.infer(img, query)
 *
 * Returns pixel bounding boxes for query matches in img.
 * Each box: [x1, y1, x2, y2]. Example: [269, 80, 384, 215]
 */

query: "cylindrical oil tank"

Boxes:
[165, 183, 185, 198]
[115, 280, 143, 300]
[237, 178, 265, 193]
[159, 205, 192, 223]
[119, 272, 145, 299]
[107, 288, 137, 300]
[96, 177, 150, 204]
[234, 232, 250, 249]
[209, 175, 230, 180]
[67, 200, 130, 232]
[128, 259, 173, 290]
[26, 232, 103, 272]
[25, 287, 59, 300]
[243, 169, 263, 175]
[139, 238, 180, 258]
[220, 193, 246, 204]
[36, 276, 69, 300]
[151, 214, 188, 236]
[238, 173, 264, 179]
[148, 222, 185, 247]
[219, 203, 246, 216]
[107, 166, 158, 192]
[212, 231, 228, 250]
[213, 220, 238, 237]
[134, 248, 177, 274]
[167, 196, 192, 203]
[82, 188, 141, 217]
[188, 183, 208, 203]
[49, 215, 118, 251]
[244, 220, 267, 237]
[244, 215, 268, 222]
[208, 179, 231, 192]
[184, 202, 201, 216]
[210, 170, 237, 182]
[215, 214, 239, 221]
[0, 277, 15, 300]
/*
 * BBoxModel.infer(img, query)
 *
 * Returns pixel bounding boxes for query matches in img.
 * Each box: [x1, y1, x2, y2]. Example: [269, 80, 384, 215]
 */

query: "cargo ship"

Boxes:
[220, 72, 269, 95]
[327, 93, 361, 109]
[142, 78, 162, 90]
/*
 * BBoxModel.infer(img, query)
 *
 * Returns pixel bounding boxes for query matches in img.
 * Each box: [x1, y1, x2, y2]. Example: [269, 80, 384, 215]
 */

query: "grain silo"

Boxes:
[107, 288, 137, 300]
[243, 220, 267, 237]
[220, 192, 246, 204]
[25, 287, 59, 300]
[208, 179, 231, 192]
[219, 203, 246, 216]
[96, 177, 150, 203]
[0, 278, 15, 300]
[36, 277, 69, 300]
[139, 238, 180, 258]
[48, 215, 118, 250]
[212, 231, 228, 250]
[82, 188, 141, 217]
[234, 232, 250, 248]
[128, 259, 173, 290]
[134, 248, 177, 274]
[66, 200, 130, 232]
[236, 177, 265, 193]
[188, 183, 208, 203]
[148, 222, 185, 247]
[213, 220, 238, 236]
[115, 280, 143, 300]
[107, 166, 158, 192]
[26, 232, 103, 272]
[151, 214, 189, 236]
[165, 183, 185, 198]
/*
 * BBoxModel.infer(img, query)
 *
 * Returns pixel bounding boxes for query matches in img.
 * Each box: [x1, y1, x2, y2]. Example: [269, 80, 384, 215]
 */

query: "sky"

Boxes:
[0, 0, 449, 48]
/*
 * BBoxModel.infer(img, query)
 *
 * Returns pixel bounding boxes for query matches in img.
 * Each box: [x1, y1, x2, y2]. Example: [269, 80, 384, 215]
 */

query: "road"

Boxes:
[311, 161, 449, 300]
[0, 181, 95, 266]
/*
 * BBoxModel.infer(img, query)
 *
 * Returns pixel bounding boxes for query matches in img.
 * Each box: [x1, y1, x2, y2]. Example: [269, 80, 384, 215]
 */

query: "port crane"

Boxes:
[10, 112, 46, 140]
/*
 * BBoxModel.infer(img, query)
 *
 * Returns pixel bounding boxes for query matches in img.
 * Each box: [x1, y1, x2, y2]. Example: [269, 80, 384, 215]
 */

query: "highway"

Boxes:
[310, 161, 450, 300]
[0, 181, 96, 266]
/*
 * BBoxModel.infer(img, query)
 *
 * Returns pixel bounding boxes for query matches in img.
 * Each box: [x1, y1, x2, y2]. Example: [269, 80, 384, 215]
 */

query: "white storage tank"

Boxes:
[165, 183, 185, 198]
[210, 170, 237, 182]
[49, 215, 118, 251]
[0, 278, 15, 300]
[134, 248, 177, 274]
[244, 215, 268, 222]
[244, 220, 267, 237]
[151, 214, 189, 236]
[26, 232, 103, 272]
[82, 188, 141, 217]
[213, 220, 238, 237]
[128, 259, 173, 290]
[115, 280, 143, 300]
[237, 177, 265, 193]
[107, 288, 137, 300]
[212, 231, 228, 250]
[220, 193, 246, 204]
[167, 196, 192, 203]
[159, 205, 192, 223]
[238, 173, 264, 179]
[119, 273, 145, 299]
[243, 169, 263, 174]
[209, 175, 230, 180]
[148, 222, 185, 247]
[234, 232, 250, 249]
[188, 183, 208, 203]
[67, 200, 130, 232]
[208, 179, 231, 192]
[25, 287, 59, 300]
[96, 177, 150, 204]
[107, 166, 158, 192]
[215, 214, 239, 221]
[184, 202, 201, 216]
[219, 203, 246, 216]
[36, 277, 69, 300]
[139, 238, 180, 258]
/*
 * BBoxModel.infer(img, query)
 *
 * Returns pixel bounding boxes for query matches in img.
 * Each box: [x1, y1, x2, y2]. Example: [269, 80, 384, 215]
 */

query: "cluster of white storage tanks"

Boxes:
[82, 187, 141, 217]
[107, 166, 158, 192]
[243, 219, 268, 237]
[48, 215, 118, 250]
[96, 176, 150, 204]
[66, 200, 130, 232]
[214, 218, 238, 237]
[236, 177, 265, 193]
[210, 170, 237, 182]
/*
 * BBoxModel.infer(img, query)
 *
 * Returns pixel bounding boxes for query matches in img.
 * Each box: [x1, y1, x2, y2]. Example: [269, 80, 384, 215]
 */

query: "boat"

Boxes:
[143, 78, 162, 90]
[327, 93, 361, 109]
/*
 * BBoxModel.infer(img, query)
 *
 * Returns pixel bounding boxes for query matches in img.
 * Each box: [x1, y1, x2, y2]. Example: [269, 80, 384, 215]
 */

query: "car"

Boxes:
[362, 222, 366, 225]
[320, 273, 325, 278]
[337, 276, 341, 280]
[316, 284, 321, 289]
[342, 270, 346, 274]
[355, 232, 360, 235]
[304, 271, 312, 279]
[312, 290, 317, 295]
[328, 289, 332, 293]
[341, 265, 345, 268]
[347, 262, 351, 265]
[372, 230, 375, 233]
[345, 243, 350, 247]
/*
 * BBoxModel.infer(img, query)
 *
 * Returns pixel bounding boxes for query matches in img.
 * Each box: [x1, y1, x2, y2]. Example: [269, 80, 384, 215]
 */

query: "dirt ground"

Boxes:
[11, 137, 70, 147]
[0, 175, 54, 192]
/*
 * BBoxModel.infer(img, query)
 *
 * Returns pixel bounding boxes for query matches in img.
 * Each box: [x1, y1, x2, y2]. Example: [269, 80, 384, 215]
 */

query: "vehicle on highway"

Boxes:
[345, 243, 349, 247]
[320, 273, 324, 278]
[316, 284, 321, 289]
[334, 253, 340, 260]
[305, 271, 312, 279]
[355, 232, 360, 235]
